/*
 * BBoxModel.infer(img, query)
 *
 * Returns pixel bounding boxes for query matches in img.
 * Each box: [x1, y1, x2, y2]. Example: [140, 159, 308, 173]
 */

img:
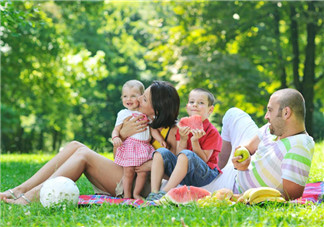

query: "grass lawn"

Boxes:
[1, 142, 323, 226]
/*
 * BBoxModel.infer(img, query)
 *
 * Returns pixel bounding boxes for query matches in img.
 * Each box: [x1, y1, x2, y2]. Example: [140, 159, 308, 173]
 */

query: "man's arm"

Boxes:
[218, 140, 232, 170]
[232, 135, 261, 170]
[282, 179, 304, 200]
[244, 135, 260, 155]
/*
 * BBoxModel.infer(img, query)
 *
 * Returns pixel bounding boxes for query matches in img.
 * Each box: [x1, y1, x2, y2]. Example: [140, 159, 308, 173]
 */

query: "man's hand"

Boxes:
[232, 155, 251, 171]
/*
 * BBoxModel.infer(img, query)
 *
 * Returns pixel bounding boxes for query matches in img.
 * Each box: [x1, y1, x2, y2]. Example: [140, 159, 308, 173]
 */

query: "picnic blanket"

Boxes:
[78, 181, 324, 207]
[78, 195, 156, 207]
[291, 181, 324, 204]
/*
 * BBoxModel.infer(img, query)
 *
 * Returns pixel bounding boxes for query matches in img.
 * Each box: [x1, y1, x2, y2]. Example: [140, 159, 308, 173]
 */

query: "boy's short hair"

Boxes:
[122, 80, 145, 95]
[191, 88, 215, 106]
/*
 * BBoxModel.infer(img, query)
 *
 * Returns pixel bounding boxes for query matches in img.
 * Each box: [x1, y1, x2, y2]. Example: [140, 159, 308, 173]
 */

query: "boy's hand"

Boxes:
[190, 129, 206, 142]
[112, 137, 123, 148]
[178, 125, 191, 139]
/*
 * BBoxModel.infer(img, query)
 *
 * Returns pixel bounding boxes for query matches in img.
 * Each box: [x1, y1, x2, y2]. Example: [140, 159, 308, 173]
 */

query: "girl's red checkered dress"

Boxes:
[114, 109, 155, 167]
[114, 137, 155, 167]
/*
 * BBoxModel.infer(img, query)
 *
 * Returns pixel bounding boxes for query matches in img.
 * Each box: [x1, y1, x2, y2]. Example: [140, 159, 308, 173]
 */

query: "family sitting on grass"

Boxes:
[0, 80, 314, 205]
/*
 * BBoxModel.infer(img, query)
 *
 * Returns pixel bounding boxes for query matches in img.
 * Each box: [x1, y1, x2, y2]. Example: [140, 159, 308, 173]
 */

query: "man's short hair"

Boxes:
[274, 88, 306, 121]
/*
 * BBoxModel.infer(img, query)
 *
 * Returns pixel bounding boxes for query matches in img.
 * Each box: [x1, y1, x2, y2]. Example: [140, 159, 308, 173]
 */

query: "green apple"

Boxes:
[234, 147, 250, 163]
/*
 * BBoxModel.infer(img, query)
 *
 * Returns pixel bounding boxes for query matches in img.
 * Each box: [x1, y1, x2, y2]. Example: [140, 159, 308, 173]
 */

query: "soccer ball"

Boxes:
[40, 176, 80, 208]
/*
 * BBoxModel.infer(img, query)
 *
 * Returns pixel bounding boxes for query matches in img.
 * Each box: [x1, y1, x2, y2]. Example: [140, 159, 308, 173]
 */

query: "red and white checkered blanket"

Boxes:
[78, 181, 324, 207]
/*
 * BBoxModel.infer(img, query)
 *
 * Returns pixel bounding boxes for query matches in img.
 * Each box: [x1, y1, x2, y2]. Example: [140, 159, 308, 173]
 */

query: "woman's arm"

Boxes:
[166, 127, 178, 155]
[135, 160, 152, 173]
[119, 115, 148, 140]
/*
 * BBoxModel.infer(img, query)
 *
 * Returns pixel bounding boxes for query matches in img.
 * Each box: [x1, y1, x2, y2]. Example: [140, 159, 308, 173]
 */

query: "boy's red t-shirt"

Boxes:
[176, 119, 222, 172]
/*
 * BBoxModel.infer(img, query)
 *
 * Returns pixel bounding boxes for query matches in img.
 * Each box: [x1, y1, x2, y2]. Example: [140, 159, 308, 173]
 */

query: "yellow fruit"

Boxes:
[234, 147, 250, 163]
[248, 187, 281, 202]
[230, 194, 241, 202]
[237, 196, 245, 203]
[242, 188, 256, 201]
[212, 188, 233, 200]
[250, 195, 286, 205]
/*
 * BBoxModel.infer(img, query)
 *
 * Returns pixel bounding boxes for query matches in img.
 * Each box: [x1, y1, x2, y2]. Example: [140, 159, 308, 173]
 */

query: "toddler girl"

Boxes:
[112, 80, 166, 199]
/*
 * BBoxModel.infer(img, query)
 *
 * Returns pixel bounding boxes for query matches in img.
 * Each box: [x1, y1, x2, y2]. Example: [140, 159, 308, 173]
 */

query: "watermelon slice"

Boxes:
[178, 115, 203, 130]
[164, 185, 211, 205]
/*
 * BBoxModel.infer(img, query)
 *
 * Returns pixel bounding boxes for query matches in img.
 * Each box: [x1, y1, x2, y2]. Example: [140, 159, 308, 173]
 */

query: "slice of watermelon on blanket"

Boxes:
[162, 185, 211, 205]
[178, 115, 203, 130]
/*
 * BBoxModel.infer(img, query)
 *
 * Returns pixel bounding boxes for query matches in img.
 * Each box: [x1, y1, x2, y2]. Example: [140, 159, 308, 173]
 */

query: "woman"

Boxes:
[0, 81, 180, 205]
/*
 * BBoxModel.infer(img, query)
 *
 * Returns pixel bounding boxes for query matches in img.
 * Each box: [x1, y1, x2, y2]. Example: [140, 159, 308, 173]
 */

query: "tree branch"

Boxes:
[315, 73, 324, 83]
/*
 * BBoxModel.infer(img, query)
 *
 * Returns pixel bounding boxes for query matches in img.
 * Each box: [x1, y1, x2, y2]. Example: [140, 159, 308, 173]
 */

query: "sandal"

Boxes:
[19, 194, 31, 204]
[8, 189, 18, 200]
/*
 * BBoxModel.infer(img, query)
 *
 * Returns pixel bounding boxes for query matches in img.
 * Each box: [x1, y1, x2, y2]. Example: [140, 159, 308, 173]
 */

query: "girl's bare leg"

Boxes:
[133, 171, 148, 200]
[5, 146, 124, 205]
[0, 141, 85, 200]
[123, 167, 135, 199]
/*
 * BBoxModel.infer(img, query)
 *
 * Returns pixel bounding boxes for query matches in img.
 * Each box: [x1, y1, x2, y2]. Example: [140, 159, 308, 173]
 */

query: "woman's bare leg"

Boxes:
[0, 141, 85, 200]
[5, 146, 124, 205]
[123, 167, 135, 199]
[133, 171, 148, 200]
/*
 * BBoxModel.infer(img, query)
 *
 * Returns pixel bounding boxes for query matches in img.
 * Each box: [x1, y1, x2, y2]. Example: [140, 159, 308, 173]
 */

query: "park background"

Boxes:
[1, 0, 324, 154]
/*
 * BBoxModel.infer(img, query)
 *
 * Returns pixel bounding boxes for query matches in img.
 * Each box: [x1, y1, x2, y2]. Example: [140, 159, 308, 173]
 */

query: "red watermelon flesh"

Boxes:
[178, 115, 203, 130]
[165, 185, 211, 205]
[189, 186, 211, 200]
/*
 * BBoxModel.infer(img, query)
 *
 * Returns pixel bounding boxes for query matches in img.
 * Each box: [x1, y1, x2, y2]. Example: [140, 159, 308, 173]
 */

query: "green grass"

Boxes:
[1, 142, 324, 226]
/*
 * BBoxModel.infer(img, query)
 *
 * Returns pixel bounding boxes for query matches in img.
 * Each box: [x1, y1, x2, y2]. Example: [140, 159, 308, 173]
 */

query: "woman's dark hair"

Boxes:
[150, 81, 180, 129]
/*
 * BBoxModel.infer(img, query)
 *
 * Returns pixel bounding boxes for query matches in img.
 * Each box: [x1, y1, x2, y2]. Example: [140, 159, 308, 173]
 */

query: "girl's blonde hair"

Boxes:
[122, 80, 145, 95]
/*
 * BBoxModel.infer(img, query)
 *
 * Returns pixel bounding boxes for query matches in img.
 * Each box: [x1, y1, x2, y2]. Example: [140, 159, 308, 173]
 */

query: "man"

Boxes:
[204, 88, 314, 200]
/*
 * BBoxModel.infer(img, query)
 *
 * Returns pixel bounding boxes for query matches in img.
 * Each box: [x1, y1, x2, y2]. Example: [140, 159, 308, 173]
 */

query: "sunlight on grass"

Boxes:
[0, 152, 114, 163]
[308, 140, 324, 182]
[0, 143, 323, 226]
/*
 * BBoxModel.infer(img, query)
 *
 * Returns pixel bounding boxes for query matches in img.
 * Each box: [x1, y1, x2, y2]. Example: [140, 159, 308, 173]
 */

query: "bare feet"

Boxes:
[4, 193, 32, 205]
[133, 194, 144, 200]
[0, 189, 23, 201]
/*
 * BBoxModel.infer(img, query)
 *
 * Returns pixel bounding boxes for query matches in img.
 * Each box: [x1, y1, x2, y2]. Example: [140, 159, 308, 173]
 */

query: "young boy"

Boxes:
[147, 88, 222, 201]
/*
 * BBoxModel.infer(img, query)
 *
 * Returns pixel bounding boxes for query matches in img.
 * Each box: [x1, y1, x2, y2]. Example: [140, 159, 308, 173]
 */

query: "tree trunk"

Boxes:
[52, 129, 58, 152]
[273, 4, 287, 88]
[37, 129, 44, 151]
[302, 2, 316, 136]
[289, 5, 302, 91]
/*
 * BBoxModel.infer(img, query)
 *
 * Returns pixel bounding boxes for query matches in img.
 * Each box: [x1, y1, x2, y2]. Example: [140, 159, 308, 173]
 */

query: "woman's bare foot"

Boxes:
[0, 188, 24, 201]
[4, 193, 32, 205]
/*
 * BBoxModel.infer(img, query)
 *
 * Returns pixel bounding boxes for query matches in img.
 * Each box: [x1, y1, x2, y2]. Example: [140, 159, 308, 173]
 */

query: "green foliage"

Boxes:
[1, 1, 323, 153]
